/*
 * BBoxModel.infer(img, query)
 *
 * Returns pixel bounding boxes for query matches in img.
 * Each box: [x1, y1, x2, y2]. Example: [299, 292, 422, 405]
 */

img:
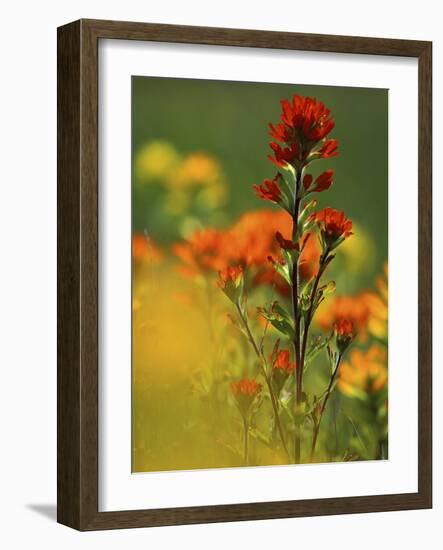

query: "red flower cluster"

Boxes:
[268, 142, 301, 168]
[303, 170, 334, 194]
[253, 176, 282, 203]
[231, 378, 262, 397]
[268, 94, 339, 166]
[217, 265, 243, 301]
[272, 349, 296, 373]
[218, 265, 243, 289]
[335, 319, 354, 352]
[231, 379, 262, 416]
[311, 207, 353, 248]
[271, 348, 296, 392]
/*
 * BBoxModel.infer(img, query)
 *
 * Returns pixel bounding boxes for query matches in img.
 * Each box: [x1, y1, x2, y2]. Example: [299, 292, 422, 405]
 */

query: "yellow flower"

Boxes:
[366, 263, 388, 339]
[337, 222, 376, 275]
[135, 141, 181, 183]
[170, 153, 222, 188]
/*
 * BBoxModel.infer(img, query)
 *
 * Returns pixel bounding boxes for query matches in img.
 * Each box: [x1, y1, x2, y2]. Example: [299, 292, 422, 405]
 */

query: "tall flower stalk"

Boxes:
[221, 94, 355, 464]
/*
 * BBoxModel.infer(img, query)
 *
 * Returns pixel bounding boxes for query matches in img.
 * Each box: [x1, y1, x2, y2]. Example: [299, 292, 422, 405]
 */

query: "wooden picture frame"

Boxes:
[57, 18, 432, 530]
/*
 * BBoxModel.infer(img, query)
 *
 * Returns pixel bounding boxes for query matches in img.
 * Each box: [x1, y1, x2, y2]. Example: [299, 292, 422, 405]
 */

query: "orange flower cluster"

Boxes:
[172, 209, 321, 293]
[338, 346, 388, 397]
[335, 319, 354, 352]
[172, 228, 227, 277]
[271, 348, 296, 393]
[311, 207, 353, 249]
[218, 265, 243, 288]
[132, 233, 164, 264]
[316, 293, 371, 338]
[231, 378, 262, 397]
[231, 379, 262, 417]
[272, 349, 296, 373]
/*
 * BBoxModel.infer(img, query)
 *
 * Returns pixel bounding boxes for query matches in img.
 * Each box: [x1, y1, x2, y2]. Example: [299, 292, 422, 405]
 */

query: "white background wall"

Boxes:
[0, 0, 440, 547]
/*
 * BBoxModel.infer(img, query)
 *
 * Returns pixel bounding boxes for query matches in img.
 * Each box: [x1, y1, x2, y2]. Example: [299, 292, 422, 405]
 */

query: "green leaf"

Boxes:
[271, 258, 291, 285]
[304, 334, 333, 368]
[273, 167, 295, 214]
[258, 302, 295, 340]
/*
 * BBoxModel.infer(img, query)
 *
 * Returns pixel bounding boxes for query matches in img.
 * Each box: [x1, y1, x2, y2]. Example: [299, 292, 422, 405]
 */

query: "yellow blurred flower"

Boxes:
[170, 152, 223, 188]
[135, 141, 181, 182]
[338, 345, 388, 398]
[365, 263, 388, 340]
[337, 222, 376, 274]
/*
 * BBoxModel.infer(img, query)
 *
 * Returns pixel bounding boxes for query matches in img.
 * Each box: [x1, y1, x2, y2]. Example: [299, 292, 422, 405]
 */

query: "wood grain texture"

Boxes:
[57, 19, 432, 531]
[57, 20, 81, 529]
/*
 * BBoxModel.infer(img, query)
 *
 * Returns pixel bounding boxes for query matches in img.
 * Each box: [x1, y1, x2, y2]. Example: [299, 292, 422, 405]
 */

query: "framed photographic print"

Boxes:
[57, 19, 432, 530]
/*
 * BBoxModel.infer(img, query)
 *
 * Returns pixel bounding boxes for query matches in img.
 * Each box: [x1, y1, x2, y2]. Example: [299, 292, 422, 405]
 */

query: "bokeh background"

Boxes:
[132, 76, 388, 472]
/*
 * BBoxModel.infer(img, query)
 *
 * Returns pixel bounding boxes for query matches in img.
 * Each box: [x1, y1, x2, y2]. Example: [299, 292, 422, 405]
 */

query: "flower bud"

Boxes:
[335, 319, 354, 353]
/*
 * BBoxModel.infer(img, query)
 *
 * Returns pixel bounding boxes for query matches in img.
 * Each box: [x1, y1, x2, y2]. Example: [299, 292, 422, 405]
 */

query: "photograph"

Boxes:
[131, 77, 389, 472]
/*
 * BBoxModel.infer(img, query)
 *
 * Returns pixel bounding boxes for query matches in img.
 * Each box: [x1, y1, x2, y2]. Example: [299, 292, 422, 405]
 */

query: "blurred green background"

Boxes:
[132, 76, 388, 285]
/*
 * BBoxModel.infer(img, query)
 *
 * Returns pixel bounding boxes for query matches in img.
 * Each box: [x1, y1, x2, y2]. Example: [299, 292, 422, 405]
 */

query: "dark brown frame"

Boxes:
[57, 18, 432, 531]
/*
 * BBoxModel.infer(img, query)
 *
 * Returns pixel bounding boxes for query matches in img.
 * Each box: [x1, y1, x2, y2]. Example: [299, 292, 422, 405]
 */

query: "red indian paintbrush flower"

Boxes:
[253, 176, 282, 203]
[268, 95, 338, 164]
[231, 379, 262, 417]
[271, 349, 296, 392]
[335, 319, 354, 353]
[280, 95, 335, 141]
[303, 170, 334, 194]
[268, 142, 301, 168]
[273, 349, 296, 373]
[311, 207, 353, 249]
[218, 265, 244, 299]
[319, 139, 339, 158]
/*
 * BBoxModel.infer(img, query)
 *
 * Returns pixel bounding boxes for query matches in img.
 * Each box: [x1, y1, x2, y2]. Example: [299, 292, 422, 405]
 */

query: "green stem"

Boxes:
[235, 303, 291, 462]
[299, 251, 330, 374]
[243, 416, 249, 466]
[310, 352, 343, 460]
[292, 172, 302, 463]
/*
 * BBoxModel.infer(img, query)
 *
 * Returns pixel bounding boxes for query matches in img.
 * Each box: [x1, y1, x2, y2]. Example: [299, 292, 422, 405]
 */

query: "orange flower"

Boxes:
[316, 294, 371, 339]
[338, 346, 388, 397]
[172, 228, 227, 277]
[272, 349, 296, 373]
[312, 207, 353, 249]
[231, 379, 262, 416]
[299, 232, 321, 280]
[172, 209, 321, 291]
[335, 319, 354, 352]
[227, 210, 292, 267]
[271, 348, 296, 392]
[218, 265, 243, 287]
[217, 265, 244, 301]
[132, 233, 163, 264]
